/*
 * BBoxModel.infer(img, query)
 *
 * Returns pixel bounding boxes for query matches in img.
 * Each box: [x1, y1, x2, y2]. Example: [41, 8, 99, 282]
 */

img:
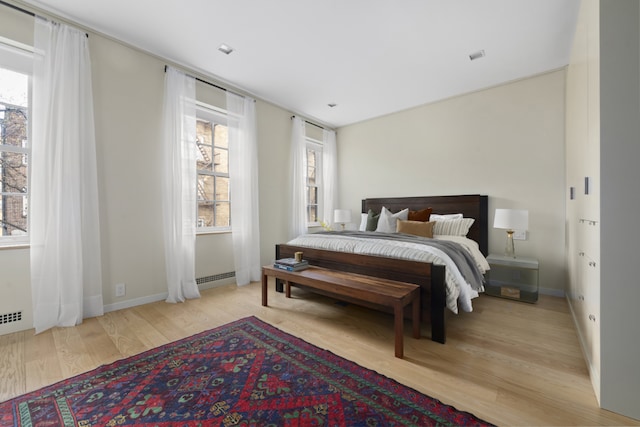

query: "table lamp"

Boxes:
[334, 209, 352, 230]
[493, 208, 528, 258]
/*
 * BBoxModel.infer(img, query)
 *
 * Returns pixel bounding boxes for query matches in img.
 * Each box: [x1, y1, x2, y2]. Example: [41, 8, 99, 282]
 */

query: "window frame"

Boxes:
[195, 101, 231, 234]
[0, 39, 32, 248]
[305, 136, 323, 226]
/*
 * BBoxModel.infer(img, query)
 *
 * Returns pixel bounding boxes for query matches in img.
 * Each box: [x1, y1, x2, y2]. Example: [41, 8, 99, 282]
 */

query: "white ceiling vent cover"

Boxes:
[469, 50, 486, 61]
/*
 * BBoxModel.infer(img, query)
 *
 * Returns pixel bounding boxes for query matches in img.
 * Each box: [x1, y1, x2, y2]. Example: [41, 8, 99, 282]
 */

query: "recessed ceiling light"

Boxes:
[469, 50, 485, 61]
[218, 44, 234, 55]
[328, 103, 337, 108]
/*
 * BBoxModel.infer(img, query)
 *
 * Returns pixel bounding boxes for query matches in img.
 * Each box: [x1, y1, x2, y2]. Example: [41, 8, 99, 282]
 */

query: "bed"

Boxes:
[275, 194, 489, 344]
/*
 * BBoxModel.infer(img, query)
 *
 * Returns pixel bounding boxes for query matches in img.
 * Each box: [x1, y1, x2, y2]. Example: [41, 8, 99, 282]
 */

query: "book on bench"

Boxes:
[274, 258, 309, 271]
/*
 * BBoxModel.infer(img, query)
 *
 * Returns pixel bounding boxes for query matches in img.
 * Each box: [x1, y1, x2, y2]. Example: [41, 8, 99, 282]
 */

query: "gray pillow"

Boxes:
[365, 209, 380, 231]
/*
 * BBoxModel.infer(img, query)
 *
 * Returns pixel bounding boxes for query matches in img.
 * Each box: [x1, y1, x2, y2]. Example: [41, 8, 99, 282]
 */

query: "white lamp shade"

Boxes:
[334, 209, 352, 223]
[494, 209, 528, 230]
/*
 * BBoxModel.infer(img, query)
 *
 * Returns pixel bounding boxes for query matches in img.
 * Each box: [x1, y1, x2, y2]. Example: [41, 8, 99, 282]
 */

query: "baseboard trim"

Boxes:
[539, 287, 565, 297]
[103, 278, 237, 313]
[103, 292, 168, 313]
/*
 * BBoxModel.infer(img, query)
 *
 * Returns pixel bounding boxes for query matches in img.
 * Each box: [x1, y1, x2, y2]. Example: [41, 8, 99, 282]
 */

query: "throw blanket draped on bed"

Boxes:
[287, 231, 486, 313]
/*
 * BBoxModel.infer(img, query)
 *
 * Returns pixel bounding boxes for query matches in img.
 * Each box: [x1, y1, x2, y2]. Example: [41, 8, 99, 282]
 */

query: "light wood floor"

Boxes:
[1, 280, 638, 426]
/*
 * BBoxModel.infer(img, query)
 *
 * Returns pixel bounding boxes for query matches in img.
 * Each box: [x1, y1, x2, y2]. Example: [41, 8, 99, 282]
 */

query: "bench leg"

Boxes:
[412, 292, 421, 339]
[394, 303, 404, 359]
[262, 271, 268, 306]
[431, 265, 446, 344]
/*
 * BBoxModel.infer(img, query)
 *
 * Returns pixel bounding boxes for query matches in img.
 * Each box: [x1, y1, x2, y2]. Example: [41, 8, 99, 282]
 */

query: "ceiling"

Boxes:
[18, 0, 580, 128]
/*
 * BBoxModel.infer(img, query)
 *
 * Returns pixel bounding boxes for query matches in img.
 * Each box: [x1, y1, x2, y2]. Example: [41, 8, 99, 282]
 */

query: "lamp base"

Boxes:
[504, 230, 516, 258]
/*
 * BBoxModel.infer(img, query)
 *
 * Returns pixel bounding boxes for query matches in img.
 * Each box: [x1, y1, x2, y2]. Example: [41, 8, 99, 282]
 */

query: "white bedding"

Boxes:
[287, 233, 489, 314]
[433, 235, 491, 273]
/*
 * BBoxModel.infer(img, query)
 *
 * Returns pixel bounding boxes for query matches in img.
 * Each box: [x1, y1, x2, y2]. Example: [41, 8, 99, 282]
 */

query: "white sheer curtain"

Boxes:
[227, 93, 261, 285]
[161, 66, 200, 303]
[322, 129, 338, 225]
[289, 116, 307, 239]
[30, 17, 103, 333]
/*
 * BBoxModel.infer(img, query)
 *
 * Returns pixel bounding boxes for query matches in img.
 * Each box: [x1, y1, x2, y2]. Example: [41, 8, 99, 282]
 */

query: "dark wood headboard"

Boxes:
[361, 194, 488, 256]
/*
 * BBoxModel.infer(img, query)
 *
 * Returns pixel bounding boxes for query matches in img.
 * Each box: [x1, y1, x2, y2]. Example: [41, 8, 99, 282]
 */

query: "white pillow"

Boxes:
[430, 213, 463, 220]
[375, 207, 409, 233]
[432, 217, 475, 236]
[358, 213, 368, 231]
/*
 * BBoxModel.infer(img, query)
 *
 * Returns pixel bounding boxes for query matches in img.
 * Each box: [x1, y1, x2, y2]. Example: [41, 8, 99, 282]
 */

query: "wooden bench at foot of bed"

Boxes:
[262, 264, 421, 358]
[274, 244, 447, 344]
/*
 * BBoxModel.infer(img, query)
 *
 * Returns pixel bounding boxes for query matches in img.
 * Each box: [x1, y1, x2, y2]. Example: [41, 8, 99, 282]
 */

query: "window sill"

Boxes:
[0, 242, 29, 250]
[197, 229, 231, 236]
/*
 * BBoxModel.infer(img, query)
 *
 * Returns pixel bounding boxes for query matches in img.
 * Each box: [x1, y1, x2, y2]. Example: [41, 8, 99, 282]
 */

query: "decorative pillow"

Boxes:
[365, 209, 381, 231]
[358, 213, 368, 231]
[408, 207, 432, 222]
[433, 217, 475, 236]
[375, 207, 409, 233]
[430, 213, 463, 220]
[397, 220, 434, 238]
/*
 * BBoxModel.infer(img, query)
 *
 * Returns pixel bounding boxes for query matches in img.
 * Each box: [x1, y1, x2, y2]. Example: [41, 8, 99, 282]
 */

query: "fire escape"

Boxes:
[196, 137, 211, 203]
[0, 103, 28, 236]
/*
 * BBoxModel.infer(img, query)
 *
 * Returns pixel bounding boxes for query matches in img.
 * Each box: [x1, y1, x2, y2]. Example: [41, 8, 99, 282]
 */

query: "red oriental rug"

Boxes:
[0, 316, 493, 426]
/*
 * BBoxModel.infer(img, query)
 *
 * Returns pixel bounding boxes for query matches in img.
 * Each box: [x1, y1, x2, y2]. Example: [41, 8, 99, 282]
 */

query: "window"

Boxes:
[0, 41, 31, 246]
[196, 103, 230, 232]
[306, 137, 322, 224]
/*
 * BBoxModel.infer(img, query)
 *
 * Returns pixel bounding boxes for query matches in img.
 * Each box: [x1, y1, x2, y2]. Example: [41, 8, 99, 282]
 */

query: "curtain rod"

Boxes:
[290, 115, 326, 131]
[164, 65, 249, 101]
[0, 0, 88, 37]
[0, 0, 33, 16]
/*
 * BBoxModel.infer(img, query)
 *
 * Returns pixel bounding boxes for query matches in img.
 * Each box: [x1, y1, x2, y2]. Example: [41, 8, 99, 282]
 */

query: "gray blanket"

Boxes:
[315, 230, 485, 291]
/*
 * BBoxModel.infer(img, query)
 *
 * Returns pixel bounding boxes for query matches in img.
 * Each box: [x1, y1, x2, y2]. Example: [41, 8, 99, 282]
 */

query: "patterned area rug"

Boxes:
[0, 316, 493, 426]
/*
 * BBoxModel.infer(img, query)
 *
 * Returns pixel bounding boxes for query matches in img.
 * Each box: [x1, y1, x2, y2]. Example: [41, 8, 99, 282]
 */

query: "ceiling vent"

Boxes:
[469, 50, 486, 61]
[218, 44, 234, 55]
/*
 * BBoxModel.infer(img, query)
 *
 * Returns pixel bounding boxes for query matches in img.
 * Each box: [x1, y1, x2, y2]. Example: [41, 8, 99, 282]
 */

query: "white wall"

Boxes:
[336, 70, 567, 294]
[0, 4, 294, 334]
[599, 0, 640, 419]
[90, 32, 170, 307]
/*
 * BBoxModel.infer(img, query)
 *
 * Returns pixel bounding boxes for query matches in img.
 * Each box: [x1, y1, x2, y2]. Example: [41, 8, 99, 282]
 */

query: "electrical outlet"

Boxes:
[115, 283, 126, 297]
[513, 230, 527, 240]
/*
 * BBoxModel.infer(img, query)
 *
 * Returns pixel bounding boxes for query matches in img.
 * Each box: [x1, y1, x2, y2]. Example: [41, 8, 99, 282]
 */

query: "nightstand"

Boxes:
[484, 254, 539, 303]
